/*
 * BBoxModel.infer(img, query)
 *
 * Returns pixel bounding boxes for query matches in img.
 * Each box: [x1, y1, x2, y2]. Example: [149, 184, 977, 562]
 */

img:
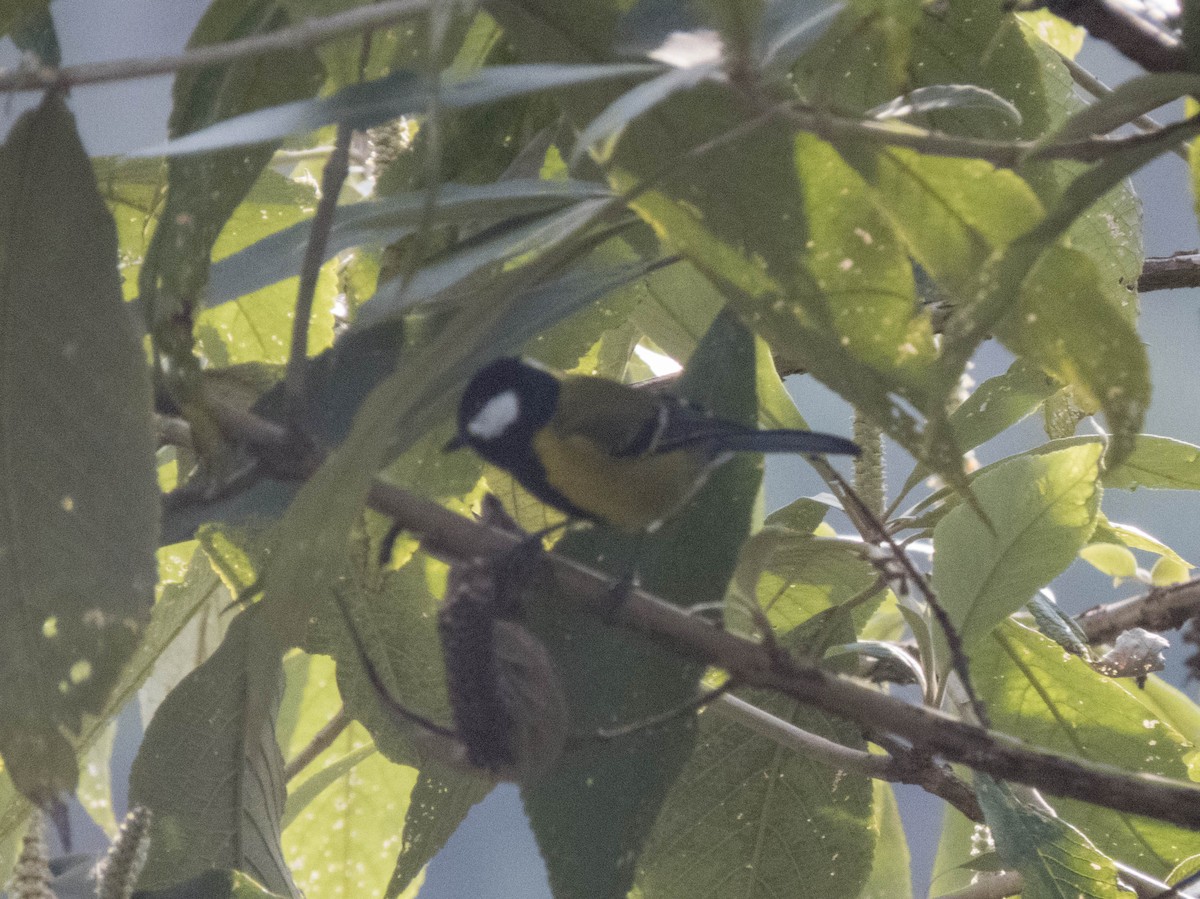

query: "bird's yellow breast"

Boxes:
[531, 429, 707, 531]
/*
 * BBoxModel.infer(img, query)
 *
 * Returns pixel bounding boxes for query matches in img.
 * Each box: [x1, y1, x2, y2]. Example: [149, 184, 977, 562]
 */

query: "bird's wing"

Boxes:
[652, 405, 861, 457]
[553, 375, 666, 455]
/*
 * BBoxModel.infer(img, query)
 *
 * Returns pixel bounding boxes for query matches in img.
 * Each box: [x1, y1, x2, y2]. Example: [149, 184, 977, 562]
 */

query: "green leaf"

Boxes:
[206, 180, 610, 306]
[134, 869, 291, 899]
[868, 85, 1023, 125]
[636, 691, 875, 898]
[1103, 436, 1200, 490]
[794, 134, 938, 391]
[1079, 544, 1138, 580]
[138, 64, 661, 158]
[754, 0, 843, 75]
[848, 149, 1043, 303]
[283, 721, 418, 899]
[77, 718, 119, 837]
[520, 310, 764, 899]
[129, 611, 296, 897]
[570, 63, 722, 166]
[858, 780, 912, 899]
[1043, 72, 1200, 145]
[0, 94, 157, 802]
[137, 545, 234, 727]
[929, 802, 993, 897]
[382, 763, 491, 899]
[358, 198, 617, 325]
[0, 0, 49, 41]
[995, 246, 1150, 467]
[734, 530, 879, 635]
[973, 621, 1200, 876]
[931, 443, 1102, 665]
[196, 169, 334, 366]
[951, 360, 1060, 452]
[6, 1, 56, 65]
[975, 775, 1136, 899]
[1094, 518, 1192, 569]
[896, 359, 1059, 502]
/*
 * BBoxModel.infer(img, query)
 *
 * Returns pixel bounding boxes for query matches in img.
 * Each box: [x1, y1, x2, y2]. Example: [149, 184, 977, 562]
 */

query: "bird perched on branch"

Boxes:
[446, 356, 860, 532]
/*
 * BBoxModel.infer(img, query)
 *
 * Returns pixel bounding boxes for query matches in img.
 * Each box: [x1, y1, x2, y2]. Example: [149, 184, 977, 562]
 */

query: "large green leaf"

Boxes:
[0, 94, 157, 802]
[517, 310, 764, 899]
[129, 610, 295, 896]
[931, 443, 1102, 668]
[1103, 436, 1200, 490]
[278, 651, 424, 899]
[139, 64, 661, 158]
[975, 775, 1135, 899]
[973, 622, 1200, 876]
[196, 169, 334, 367]
[859, 781, 911, 899]
[635, 609, 874, 899]
[205, 180, 610, 307]
[995, 245, 1150, 460]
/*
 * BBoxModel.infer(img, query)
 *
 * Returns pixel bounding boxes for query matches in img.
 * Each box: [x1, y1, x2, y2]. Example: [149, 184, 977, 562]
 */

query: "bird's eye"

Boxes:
[467, 390, 521, 440]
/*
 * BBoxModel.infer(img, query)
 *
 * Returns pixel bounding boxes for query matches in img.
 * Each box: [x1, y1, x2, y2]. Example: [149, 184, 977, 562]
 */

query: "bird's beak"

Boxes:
[444, 433, 466, 452]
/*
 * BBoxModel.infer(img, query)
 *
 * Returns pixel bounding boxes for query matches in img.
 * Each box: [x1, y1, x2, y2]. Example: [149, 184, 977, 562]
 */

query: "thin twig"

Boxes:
[779, 102, 1199, 169]
[0, 0, 430, 93]
[823, 467, 992, 729]
[285, 121, 354, 430]
[283, 706, 352, 782]
[1077, 578, 1200, 644]
[714, 694, 984, 822]
[1056, 52, 1188, 161]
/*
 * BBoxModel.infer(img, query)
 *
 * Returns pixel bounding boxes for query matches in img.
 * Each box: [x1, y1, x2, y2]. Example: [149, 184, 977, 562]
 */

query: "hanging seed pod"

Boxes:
[9, 811, 53, 899]
[438, 496, 569, 783]
[95, 805, 152, 899]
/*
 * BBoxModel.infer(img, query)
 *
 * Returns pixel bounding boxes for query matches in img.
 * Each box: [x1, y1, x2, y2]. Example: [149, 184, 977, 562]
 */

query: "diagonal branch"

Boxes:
[0, 0, 429, 93]
[173, 399, 1200, 831]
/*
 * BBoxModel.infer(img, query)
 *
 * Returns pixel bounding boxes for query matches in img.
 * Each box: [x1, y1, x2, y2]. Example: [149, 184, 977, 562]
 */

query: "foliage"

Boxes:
[3, 1, 1200, 897]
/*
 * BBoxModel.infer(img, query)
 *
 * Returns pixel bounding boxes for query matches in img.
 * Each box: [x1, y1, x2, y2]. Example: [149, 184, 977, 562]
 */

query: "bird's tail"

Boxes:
[711, 428, 861, 456]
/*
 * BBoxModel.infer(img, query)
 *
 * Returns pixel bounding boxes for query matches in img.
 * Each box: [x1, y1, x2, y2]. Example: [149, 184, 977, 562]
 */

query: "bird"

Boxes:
[445, 356, 860, 532]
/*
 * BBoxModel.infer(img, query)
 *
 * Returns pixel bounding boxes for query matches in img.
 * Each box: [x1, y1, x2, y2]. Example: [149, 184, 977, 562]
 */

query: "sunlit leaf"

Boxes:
[973, 622, 1200, 876]
[932, 443, 1102, 667]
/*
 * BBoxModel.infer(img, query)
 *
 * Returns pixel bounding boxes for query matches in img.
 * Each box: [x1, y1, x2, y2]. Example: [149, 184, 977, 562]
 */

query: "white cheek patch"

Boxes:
[467, 390, 521, 440]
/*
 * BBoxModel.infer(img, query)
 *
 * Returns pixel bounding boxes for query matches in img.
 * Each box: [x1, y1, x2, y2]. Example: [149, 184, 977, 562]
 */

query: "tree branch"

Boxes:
[1077, 578, 1200, 644]
[1139, 253, 1200, 292]
[361, 482, 1200, 829]
[714, 694, 984, 822]
[285, 120, 353, 431]
[1038, 1, 1187, 73]
[0, 0, 429, 92]
[171, 398, 1200, 831]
